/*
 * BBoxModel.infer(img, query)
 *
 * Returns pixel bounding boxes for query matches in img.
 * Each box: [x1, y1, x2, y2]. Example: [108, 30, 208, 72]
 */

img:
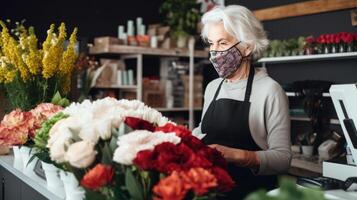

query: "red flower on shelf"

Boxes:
[80, 164, 114, 190]
[124, 116, 155, 132]
[305, 36, 315, 44]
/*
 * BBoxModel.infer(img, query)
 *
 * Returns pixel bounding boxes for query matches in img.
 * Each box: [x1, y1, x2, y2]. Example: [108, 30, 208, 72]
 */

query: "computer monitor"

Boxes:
[330, 84, 357, 166]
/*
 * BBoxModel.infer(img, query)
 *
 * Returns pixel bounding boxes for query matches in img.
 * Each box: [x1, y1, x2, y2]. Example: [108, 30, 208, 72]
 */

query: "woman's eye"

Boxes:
[220, 42, 227, 45]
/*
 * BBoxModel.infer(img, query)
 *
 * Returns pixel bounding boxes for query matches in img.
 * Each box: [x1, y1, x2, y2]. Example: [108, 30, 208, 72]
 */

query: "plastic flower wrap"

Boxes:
[0, 20, 78, 110]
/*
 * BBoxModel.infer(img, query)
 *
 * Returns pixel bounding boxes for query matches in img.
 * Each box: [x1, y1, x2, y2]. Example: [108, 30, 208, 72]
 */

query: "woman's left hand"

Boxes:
[209, 144, 260, 168]
[208, 144, 239, 163]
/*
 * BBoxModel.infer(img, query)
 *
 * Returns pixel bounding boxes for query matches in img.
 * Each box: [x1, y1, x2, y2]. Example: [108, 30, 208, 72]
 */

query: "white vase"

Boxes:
[59, 170, 85, 200]
[176, 35, 187, 48]
[12, 146, 23, 170]
[301, 145, 314, 157]
[19, 146, 38, 179]
[41, 161, 66, 199]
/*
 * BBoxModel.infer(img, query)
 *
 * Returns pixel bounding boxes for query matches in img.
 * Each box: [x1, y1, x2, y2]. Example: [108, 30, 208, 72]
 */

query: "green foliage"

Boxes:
[266, 37, 306, 57]
[51, 91, 70, 107]
[34, 112, 69, 151]
[244, 178, 325, 200]
[160, 0, 201, 39]
[3, 71, 60, 110]
[125, 167, 144, 200]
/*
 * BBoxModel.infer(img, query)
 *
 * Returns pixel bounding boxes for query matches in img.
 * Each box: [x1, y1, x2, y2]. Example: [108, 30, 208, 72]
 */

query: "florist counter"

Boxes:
[0, 151, 63, 200]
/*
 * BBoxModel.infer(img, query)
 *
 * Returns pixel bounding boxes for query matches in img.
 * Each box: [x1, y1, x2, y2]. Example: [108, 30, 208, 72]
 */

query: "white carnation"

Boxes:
[113, 130, 181, 165]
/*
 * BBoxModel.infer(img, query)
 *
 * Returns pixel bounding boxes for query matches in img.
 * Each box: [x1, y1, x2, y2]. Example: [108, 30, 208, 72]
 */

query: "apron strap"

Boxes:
[213, 79, 225, 101]
[244, 66, 255, 102]
[213, 66, 255, 102]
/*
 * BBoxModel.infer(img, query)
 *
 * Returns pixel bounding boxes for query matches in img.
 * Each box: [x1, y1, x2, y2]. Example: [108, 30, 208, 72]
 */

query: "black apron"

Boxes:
[201, 66, 277, 200]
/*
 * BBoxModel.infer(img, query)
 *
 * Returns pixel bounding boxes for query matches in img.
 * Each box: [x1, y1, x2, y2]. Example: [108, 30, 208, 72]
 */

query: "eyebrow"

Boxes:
[207, 38, 228, 43]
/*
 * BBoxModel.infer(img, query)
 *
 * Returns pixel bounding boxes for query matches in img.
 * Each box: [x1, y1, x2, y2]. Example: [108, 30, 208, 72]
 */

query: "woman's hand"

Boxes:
[209, 144, 260, 168]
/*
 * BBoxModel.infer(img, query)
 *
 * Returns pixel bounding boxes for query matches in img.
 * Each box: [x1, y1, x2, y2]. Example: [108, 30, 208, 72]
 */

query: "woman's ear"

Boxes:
[243, 42, 255, 57]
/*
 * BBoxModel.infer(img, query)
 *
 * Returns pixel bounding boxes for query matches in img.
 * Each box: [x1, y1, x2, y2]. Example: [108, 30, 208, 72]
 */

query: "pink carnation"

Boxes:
[30, 103, 63, 134]
[0, 109, 35, 145]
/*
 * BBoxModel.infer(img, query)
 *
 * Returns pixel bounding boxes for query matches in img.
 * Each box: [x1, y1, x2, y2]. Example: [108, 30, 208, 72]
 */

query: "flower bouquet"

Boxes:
[0, 20, 78, 110]
[35, 97, 234, 200]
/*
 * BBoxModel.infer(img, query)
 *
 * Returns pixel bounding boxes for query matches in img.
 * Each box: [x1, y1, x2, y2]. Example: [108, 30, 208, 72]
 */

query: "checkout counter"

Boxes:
[293, 84, 357, 200]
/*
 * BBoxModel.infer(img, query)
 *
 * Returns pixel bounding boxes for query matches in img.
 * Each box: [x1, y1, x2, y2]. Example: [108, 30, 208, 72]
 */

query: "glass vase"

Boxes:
[339, 44, 345, 53]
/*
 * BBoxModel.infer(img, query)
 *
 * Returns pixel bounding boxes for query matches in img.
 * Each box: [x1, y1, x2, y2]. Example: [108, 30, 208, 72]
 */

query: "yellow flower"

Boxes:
[61, 74, 71, 95]
[0, 21, 29, 81]
[42, 23, 67, 79]
[59, 27, 78, 76]
[0, 57, 16, 83]
[23, 27, 41, 75]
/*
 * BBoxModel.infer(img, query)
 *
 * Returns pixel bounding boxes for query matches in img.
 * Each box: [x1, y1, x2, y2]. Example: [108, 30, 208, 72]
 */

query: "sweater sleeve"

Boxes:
[255, 86, 292, 175]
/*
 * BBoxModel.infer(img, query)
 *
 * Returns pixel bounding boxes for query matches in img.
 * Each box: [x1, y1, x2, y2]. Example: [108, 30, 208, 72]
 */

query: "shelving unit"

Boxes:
[93, 85, 138, 90]
[258, 52, 357, 176]
[89, 43, 208, 129]
[286, 92, 330, 97]
[258, 52, 357, 127]
[89, 44, 208, 58]
[290, 116, 340, 125]
[257, 52, 357, 65]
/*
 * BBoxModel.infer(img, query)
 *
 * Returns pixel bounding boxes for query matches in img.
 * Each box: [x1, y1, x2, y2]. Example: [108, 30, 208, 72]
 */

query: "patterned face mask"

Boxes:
[209, 41, 246, 78]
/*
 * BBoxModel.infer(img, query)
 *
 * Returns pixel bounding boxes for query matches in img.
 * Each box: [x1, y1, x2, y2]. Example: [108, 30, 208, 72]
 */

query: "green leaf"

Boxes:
[101, 142, 113, 165]
[27, 154, 38, 167]
[85, 189, 107, 200]
[51, 91, 61, 104]
[109, 130, 118, 153]
[125, 168, 144, 200]
[58, 98, 70, 107]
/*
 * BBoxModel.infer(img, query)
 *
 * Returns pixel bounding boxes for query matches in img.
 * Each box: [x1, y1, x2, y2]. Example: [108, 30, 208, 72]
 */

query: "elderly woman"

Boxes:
[193, 5, 292, 199]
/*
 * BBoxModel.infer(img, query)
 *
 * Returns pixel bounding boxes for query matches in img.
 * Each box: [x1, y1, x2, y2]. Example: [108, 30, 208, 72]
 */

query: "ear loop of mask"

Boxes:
[210, 41, 242, 54]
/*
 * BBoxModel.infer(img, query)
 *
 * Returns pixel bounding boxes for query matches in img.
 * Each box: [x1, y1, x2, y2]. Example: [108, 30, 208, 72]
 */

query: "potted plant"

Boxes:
[160, 0, 201, 48]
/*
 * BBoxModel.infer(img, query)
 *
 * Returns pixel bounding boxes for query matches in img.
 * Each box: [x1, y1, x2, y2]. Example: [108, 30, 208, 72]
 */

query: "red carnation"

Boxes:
[180, 134, 206, 151]
[80, 164, 114, 190]
[134, 142, 212, 174]
[156, 123, 206, 151]
[210, 167, 235, 193]
[197, 147, 228, 169]
[124, 116, 155, 131]
[156, 123, 191, 138]
[133, 149, 156, 170]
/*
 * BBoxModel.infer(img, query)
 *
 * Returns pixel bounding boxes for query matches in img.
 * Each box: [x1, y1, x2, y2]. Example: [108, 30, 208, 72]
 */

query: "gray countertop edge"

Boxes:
[0, 152, 64, 200]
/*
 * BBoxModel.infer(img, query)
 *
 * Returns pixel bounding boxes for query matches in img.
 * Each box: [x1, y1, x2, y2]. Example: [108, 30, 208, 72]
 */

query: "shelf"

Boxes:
[290, 153, 322, 174]
[290, 116, 340, 125]
[155, 107, 202, 112]
[286, 92, 330, 97]
[92, 85, 137, 89]
[89, 44, 209, 58]
[257, 52, 357, 64]
[0, 153, 63, 200]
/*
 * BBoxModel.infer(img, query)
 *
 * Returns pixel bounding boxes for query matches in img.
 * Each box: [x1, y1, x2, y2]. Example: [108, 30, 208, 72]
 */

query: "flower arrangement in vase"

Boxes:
[0, 20, 78, 111]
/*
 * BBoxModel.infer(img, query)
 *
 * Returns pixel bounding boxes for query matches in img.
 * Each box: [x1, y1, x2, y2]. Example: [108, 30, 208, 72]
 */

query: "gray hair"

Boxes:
[201, 5, 269, 59]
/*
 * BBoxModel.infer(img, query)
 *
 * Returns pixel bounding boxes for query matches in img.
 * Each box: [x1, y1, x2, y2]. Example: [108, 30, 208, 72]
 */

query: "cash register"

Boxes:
[297, 84, 357, 199]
